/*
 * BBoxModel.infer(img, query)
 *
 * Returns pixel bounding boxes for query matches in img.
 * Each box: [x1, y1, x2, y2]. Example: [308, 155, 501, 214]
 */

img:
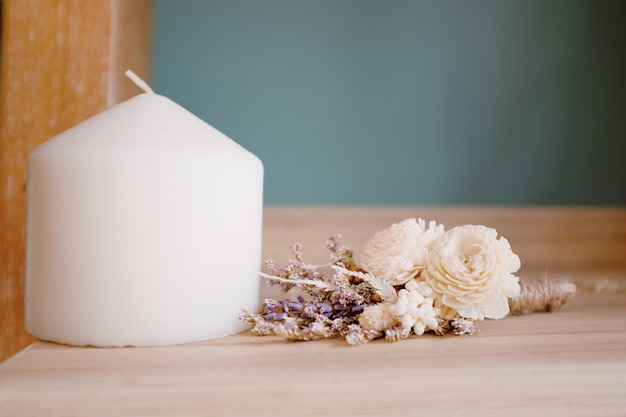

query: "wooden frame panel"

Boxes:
[0, 0, 152, 362]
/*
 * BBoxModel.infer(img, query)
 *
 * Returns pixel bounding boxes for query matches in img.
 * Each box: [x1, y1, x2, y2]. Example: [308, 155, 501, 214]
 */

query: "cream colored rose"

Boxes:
[361, 218, 445, 286]
[423, 224, 521, 320]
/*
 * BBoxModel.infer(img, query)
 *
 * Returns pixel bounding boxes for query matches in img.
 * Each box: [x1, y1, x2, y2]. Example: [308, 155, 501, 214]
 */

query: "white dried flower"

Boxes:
[387, 279, 440, 335]
[423, 224, 521, 320]
[359, 303, 399, 332]
[434, 299, 458, 321]
[361, 218, 445, 286]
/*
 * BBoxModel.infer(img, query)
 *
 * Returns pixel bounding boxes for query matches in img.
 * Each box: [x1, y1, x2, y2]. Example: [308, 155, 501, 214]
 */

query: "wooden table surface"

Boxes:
[1, 207, 625, 416]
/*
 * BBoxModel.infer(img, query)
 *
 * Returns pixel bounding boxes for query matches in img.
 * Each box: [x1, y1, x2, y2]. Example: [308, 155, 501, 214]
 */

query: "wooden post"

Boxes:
[0, 0, 152, 362]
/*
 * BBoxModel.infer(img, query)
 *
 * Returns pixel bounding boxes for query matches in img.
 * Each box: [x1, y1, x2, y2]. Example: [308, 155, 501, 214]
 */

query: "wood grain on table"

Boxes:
[1, 207, 625, 416]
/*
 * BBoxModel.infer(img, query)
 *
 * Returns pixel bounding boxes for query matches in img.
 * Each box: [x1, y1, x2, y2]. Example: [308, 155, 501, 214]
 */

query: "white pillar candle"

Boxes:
[24, 75, 263, 347]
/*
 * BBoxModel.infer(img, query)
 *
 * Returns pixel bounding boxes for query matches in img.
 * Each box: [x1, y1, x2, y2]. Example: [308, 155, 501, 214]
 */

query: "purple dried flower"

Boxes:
[265, 259, 278, 275]
[351, 305, 364, 314]
[291, 242, 303, 262]
[326, 235, 339, 251]
[274, 312, 287, 321]
[318, 303, 333, 314]
[288, 301, 303, 312]
[242, 234, 387, 344]
[302, 305, 317, 319]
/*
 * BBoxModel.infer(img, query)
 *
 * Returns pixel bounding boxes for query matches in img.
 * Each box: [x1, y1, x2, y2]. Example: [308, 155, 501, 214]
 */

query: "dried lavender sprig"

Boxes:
[344, 325, 380, 345]
[261, 246, 337, 297]
[260, 296, 365, 322]
[243, 236, 393, 343]
[240, 307, 336, 341]
[260, 272, 335, 290]
[330, 271, 366, 307]
[260, 236, 381, 307]
[332, 265, 397, 303]
[326, 235, 355, 264]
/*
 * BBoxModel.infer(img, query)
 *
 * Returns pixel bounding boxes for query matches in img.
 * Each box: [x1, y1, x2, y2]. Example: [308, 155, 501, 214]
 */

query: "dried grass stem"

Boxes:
[509, 280, 576, 315]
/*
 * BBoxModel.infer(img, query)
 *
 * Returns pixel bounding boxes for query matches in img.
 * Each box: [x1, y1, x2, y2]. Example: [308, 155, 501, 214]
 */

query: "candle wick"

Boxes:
[125, 69, 154, 94]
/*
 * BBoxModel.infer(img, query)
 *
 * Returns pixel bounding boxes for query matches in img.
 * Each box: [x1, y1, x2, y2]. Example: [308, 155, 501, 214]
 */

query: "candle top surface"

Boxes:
[32, 94, 256, 157]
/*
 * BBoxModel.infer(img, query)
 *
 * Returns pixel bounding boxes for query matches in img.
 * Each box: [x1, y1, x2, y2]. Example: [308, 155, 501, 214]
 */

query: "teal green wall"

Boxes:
[153, 0, 626, 205]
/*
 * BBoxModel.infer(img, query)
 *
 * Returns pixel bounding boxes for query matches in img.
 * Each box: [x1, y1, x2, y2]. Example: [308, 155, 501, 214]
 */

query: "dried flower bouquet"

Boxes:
[240, 218, 576, 345]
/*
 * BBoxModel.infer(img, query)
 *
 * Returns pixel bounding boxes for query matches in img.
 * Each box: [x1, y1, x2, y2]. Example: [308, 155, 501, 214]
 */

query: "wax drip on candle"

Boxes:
[125, 69, 154, 94]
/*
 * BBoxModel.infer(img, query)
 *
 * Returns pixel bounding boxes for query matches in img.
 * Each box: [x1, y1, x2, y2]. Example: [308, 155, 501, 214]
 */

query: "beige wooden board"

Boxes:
[261, 206, 626, 272]
[0, 287, 625, 416]
[1, 207, 625, 416]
